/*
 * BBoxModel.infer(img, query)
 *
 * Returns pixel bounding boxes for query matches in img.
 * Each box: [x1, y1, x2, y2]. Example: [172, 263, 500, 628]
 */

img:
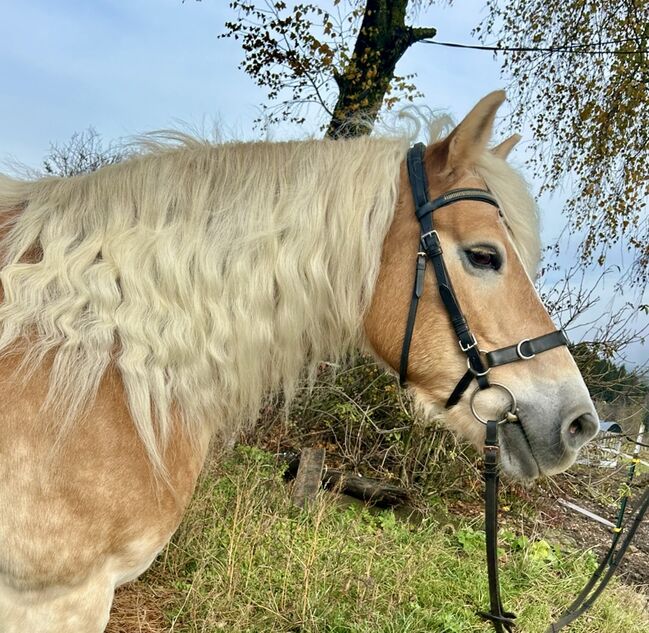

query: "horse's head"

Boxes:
[365, 91, 598, 480]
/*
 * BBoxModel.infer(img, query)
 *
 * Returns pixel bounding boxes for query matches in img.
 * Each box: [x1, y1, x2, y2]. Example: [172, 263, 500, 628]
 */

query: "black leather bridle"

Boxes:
[400, 142, 569, 632]
[399, 142, 649, 633]
[400, 143, 649, 632]
[399, 142, 568, 411]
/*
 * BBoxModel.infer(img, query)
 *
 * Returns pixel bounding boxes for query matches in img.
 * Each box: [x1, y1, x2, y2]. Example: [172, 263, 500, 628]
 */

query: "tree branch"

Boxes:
[409, 26, 437, 43]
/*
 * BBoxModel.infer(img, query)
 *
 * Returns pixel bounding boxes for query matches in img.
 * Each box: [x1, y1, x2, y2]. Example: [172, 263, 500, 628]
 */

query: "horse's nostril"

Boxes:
[569, 419, 582, 436]
[563, 413, 598, 449]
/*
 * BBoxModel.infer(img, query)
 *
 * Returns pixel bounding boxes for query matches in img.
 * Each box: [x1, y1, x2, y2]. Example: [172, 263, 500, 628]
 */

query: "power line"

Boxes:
[421, 39, 647, 55]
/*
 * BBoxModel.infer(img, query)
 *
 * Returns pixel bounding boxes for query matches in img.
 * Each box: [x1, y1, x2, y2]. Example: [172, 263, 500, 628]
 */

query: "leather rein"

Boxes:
[400, 142, 568, 632]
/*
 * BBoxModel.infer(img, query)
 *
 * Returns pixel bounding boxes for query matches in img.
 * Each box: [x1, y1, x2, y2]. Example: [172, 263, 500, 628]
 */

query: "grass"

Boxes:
[113, 446, 649, 633]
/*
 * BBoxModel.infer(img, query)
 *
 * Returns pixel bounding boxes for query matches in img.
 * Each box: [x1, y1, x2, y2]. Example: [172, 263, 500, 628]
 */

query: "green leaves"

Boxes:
[456, 526, 486, 553]
[220, 1, 433, 135]
[220, 1, 363, 128]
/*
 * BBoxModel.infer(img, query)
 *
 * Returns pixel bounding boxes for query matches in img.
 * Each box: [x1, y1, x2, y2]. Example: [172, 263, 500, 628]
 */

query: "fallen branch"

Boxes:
[278, 451, 410, 508]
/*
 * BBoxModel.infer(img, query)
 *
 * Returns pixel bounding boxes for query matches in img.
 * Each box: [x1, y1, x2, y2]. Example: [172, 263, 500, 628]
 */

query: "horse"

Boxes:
[0, 91, 598, 632]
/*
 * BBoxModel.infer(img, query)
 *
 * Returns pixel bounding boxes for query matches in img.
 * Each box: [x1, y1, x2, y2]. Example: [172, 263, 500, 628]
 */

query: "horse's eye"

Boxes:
[465, 248, 501, 271]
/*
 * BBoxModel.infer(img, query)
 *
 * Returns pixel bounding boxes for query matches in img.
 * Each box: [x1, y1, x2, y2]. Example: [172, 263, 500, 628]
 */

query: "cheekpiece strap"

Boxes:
[400, 144, 492, 391]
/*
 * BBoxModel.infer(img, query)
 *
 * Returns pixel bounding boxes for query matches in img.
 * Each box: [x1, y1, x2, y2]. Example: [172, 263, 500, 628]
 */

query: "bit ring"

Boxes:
[470, 383, 518, 425]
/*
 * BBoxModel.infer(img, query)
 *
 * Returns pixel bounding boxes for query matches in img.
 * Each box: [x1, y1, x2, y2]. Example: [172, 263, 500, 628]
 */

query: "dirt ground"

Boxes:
[530, 467, 649, 593]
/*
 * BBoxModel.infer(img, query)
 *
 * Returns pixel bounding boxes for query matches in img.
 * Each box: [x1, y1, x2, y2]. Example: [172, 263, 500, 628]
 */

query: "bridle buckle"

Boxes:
[459, 333, 478, 352]
[420, 229, 439, 241]
[516, 338, 535, 360]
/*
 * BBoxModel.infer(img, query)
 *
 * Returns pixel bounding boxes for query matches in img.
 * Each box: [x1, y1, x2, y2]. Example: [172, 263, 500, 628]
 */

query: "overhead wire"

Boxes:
[420, 39, 647, 55]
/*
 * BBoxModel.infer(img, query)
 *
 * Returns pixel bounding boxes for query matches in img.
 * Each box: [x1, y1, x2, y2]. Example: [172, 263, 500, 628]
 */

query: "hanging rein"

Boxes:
[399, 143, 648, 633]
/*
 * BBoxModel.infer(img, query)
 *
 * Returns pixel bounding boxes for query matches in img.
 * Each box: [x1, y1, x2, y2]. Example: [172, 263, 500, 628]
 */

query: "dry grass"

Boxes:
[107, 581, 170, 633]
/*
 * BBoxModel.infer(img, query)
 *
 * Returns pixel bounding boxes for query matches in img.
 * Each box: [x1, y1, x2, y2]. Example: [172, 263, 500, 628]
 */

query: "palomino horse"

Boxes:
[0, 92, 597, 631]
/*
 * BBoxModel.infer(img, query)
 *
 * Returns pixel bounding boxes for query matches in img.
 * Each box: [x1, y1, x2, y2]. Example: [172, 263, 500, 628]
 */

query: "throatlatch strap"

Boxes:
[477, 420, 517, 633]
[399, 254, 427, 385]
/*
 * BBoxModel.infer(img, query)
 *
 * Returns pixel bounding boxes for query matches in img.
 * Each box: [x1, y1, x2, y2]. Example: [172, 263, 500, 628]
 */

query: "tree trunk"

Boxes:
[326, 0, 436, 139]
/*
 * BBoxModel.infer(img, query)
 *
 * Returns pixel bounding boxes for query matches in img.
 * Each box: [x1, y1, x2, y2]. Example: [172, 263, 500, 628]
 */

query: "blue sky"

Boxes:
[0, 1, 504, 158]
[1, 0, 645, 366]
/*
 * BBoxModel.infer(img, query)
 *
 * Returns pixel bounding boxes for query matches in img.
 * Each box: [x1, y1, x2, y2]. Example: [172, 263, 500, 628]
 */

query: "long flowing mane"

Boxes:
[0, 121, 539, 471]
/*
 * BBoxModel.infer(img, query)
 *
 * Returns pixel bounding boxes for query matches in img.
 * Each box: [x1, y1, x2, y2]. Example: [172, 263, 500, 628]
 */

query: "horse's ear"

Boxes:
[446, 90, 506, 170]
[492, 134, 521, 160]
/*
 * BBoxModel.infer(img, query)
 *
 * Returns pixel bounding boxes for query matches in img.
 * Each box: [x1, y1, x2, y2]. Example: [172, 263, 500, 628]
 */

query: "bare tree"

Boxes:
[41, 128, 126, 177]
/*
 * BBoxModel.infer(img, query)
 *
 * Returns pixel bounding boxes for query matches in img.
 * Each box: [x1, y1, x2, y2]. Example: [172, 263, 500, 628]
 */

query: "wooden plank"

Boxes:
[291, 448, 326, 508]
[279, 451, 410, 508]
[557, 498, 616, 529]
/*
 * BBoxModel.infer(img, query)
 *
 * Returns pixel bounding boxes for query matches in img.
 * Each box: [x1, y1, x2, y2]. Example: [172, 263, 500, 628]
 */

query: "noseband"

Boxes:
[399, 142, 568, 418]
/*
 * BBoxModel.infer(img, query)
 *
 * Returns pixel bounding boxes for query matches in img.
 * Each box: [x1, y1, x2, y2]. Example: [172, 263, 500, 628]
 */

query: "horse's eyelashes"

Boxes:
[465, 248, 502, 271]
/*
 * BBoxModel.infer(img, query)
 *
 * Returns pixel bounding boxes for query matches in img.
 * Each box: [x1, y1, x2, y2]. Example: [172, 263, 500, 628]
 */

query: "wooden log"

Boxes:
[291, 447, 326, 508]
[280, 451, 410, 508]
[322, 470, 410, 508]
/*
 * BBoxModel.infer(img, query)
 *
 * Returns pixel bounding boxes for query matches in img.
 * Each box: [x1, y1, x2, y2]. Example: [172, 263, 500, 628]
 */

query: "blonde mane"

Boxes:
[0, 120, 539, 471]
[476, 152, 540, 274]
